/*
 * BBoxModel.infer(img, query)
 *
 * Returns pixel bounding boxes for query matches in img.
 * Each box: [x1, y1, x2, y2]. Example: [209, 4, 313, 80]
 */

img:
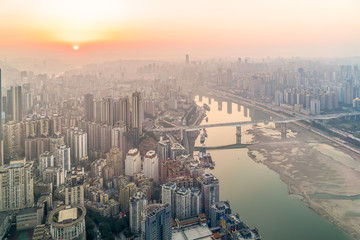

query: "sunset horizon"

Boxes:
[1, 0, 359, 63]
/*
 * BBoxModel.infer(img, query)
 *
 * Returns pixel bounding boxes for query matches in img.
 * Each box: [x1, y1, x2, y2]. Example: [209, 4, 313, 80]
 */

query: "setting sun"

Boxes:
[73, 45, 79, 51]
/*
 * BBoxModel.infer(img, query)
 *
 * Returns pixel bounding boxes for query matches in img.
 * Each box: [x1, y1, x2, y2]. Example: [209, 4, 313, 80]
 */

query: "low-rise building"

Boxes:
[16, 207, 41, 230]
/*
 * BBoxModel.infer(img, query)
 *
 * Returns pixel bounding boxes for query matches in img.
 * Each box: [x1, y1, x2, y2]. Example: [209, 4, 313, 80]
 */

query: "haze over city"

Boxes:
[1, 1, 360, 240]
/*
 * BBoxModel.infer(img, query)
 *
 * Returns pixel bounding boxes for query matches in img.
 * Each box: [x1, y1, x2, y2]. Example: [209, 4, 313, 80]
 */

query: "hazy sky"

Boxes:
[1, 0, 359, 61]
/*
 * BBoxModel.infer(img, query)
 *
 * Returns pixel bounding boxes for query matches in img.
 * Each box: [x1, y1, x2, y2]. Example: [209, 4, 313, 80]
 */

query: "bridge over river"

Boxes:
[149, 112, 360, 133]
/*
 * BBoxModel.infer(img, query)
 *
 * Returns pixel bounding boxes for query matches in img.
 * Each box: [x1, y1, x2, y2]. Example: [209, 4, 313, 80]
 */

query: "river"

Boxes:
[194, 95, 352, 240]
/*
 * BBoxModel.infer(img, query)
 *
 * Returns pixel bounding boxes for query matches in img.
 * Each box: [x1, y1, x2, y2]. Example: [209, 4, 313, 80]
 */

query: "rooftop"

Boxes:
[145, 150, 157, 158]
[58, 208, 77, 222]
[172, 225, 213, 240]
[127, 148, 139, 156]
[18, 207, 37, 216]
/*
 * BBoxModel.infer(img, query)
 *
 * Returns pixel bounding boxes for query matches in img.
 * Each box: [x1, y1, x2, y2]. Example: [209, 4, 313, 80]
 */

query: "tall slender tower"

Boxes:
[84, 93, 94, 121]
[131, 92, 143, 135]
[120, 96, 131, 130]
[6, 85, 22, 123]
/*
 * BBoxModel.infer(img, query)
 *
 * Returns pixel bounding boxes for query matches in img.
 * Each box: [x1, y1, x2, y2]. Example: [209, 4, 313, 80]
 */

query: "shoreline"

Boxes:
[246, 123, 360, 240]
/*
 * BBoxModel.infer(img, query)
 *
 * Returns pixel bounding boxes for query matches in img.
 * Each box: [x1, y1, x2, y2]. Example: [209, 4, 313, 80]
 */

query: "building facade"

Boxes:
[141, 203, 172, 240]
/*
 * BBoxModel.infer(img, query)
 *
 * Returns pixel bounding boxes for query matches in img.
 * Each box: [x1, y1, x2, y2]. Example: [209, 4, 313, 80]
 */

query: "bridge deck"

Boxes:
[148, 112, 360, 132]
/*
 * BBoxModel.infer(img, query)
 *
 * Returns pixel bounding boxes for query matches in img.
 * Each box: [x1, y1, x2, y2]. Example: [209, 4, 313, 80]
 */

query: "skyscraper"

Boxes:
[111, 125, 127, 158]
[56, 145, 71, 171]
[6, 86, 22, 123]
[119, 96, 131, 130]
[94, 99, 103, 123]
[345, 79, 354, 105]
[66, 128, 88, 166]
[132, 92, 143, 135]
[157, 139, 171, 163]
[141, 203, 172, 240]
[130, 191, 148, 234]
[185, 54, 189, 64]
[197, 173, 219, 217]
[174, 187, 191, 219]
[161, 181, 176, 216]
[103, 97, 114, 126]
[84, 93, 94, 121]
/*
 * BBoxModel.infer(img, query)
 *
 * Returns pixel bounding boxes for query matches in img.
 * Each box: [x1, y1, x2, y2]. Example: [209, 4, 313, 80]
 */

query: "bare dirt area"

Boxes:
[247, 123, 360, 240]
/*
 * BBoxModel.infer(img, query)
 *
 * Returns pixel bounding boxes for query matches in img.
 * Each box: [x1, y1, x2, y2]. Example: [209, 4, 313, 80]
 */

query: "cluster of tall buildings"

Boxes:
[83, 92, 143, 135]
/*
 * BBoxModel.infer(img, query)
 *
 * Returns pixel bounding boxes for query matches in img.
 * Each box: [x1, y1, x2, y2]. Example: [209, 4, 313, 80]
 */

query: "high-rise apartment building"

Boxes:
[0, 160, 34, 211]
[66, 128, 88, 165]
[125, 148, 141, 176]
[65, 184, 84, 206]
[161, 182, 176, 215]
[84, 93, 94, 121]
[119, 182, 137, 212]
[174, 187, 191, 220]
[143, 150, 159, 183]
[106, 147, 123, 176]
[197, 173, 219, 217]
[111, 125, 127, 158]
[132, 92, 143, 135]
[161, 182, 201, 220]
[95, 99, 103, 123]
[310, 99, 321, 115]
[3, 122, 22, 162]
[103, 97, 114, 126]
[141, 203, 172, 240]
[39, 151, 54, 173]
[345, 79, 354, 105]
[100, 124, 112, 153]
[49, 134, 64, 155]
[43, 167, 65, 188]
[130, 191, 148, 234]
[56, 145, 71, 171]
[119, 96, 131, 130]
[65, 170, 85, 206]
[157, 140, 171, 163]
[6, 86, 22, 123]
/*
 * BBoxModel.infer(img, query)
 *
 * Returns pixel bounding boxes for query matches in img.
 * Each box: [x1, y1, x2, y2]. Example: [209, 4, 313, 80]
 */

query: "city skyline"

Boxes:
[1, 1, 360, 240]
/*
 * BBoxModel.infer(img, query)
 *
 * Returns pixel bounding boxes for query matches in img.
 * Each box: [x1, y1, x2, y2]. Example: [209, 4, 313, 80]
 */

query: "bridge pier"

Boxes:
[281, 123, 287, 139]
[227, 101, 232, 114]
[236, 126, 242, 144]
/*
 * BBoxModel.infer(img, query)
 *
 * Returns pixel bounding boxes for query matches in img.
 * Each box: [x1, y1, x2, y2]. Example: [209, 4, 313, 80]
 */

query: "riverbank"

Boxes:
[246, 123, 360, 239]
